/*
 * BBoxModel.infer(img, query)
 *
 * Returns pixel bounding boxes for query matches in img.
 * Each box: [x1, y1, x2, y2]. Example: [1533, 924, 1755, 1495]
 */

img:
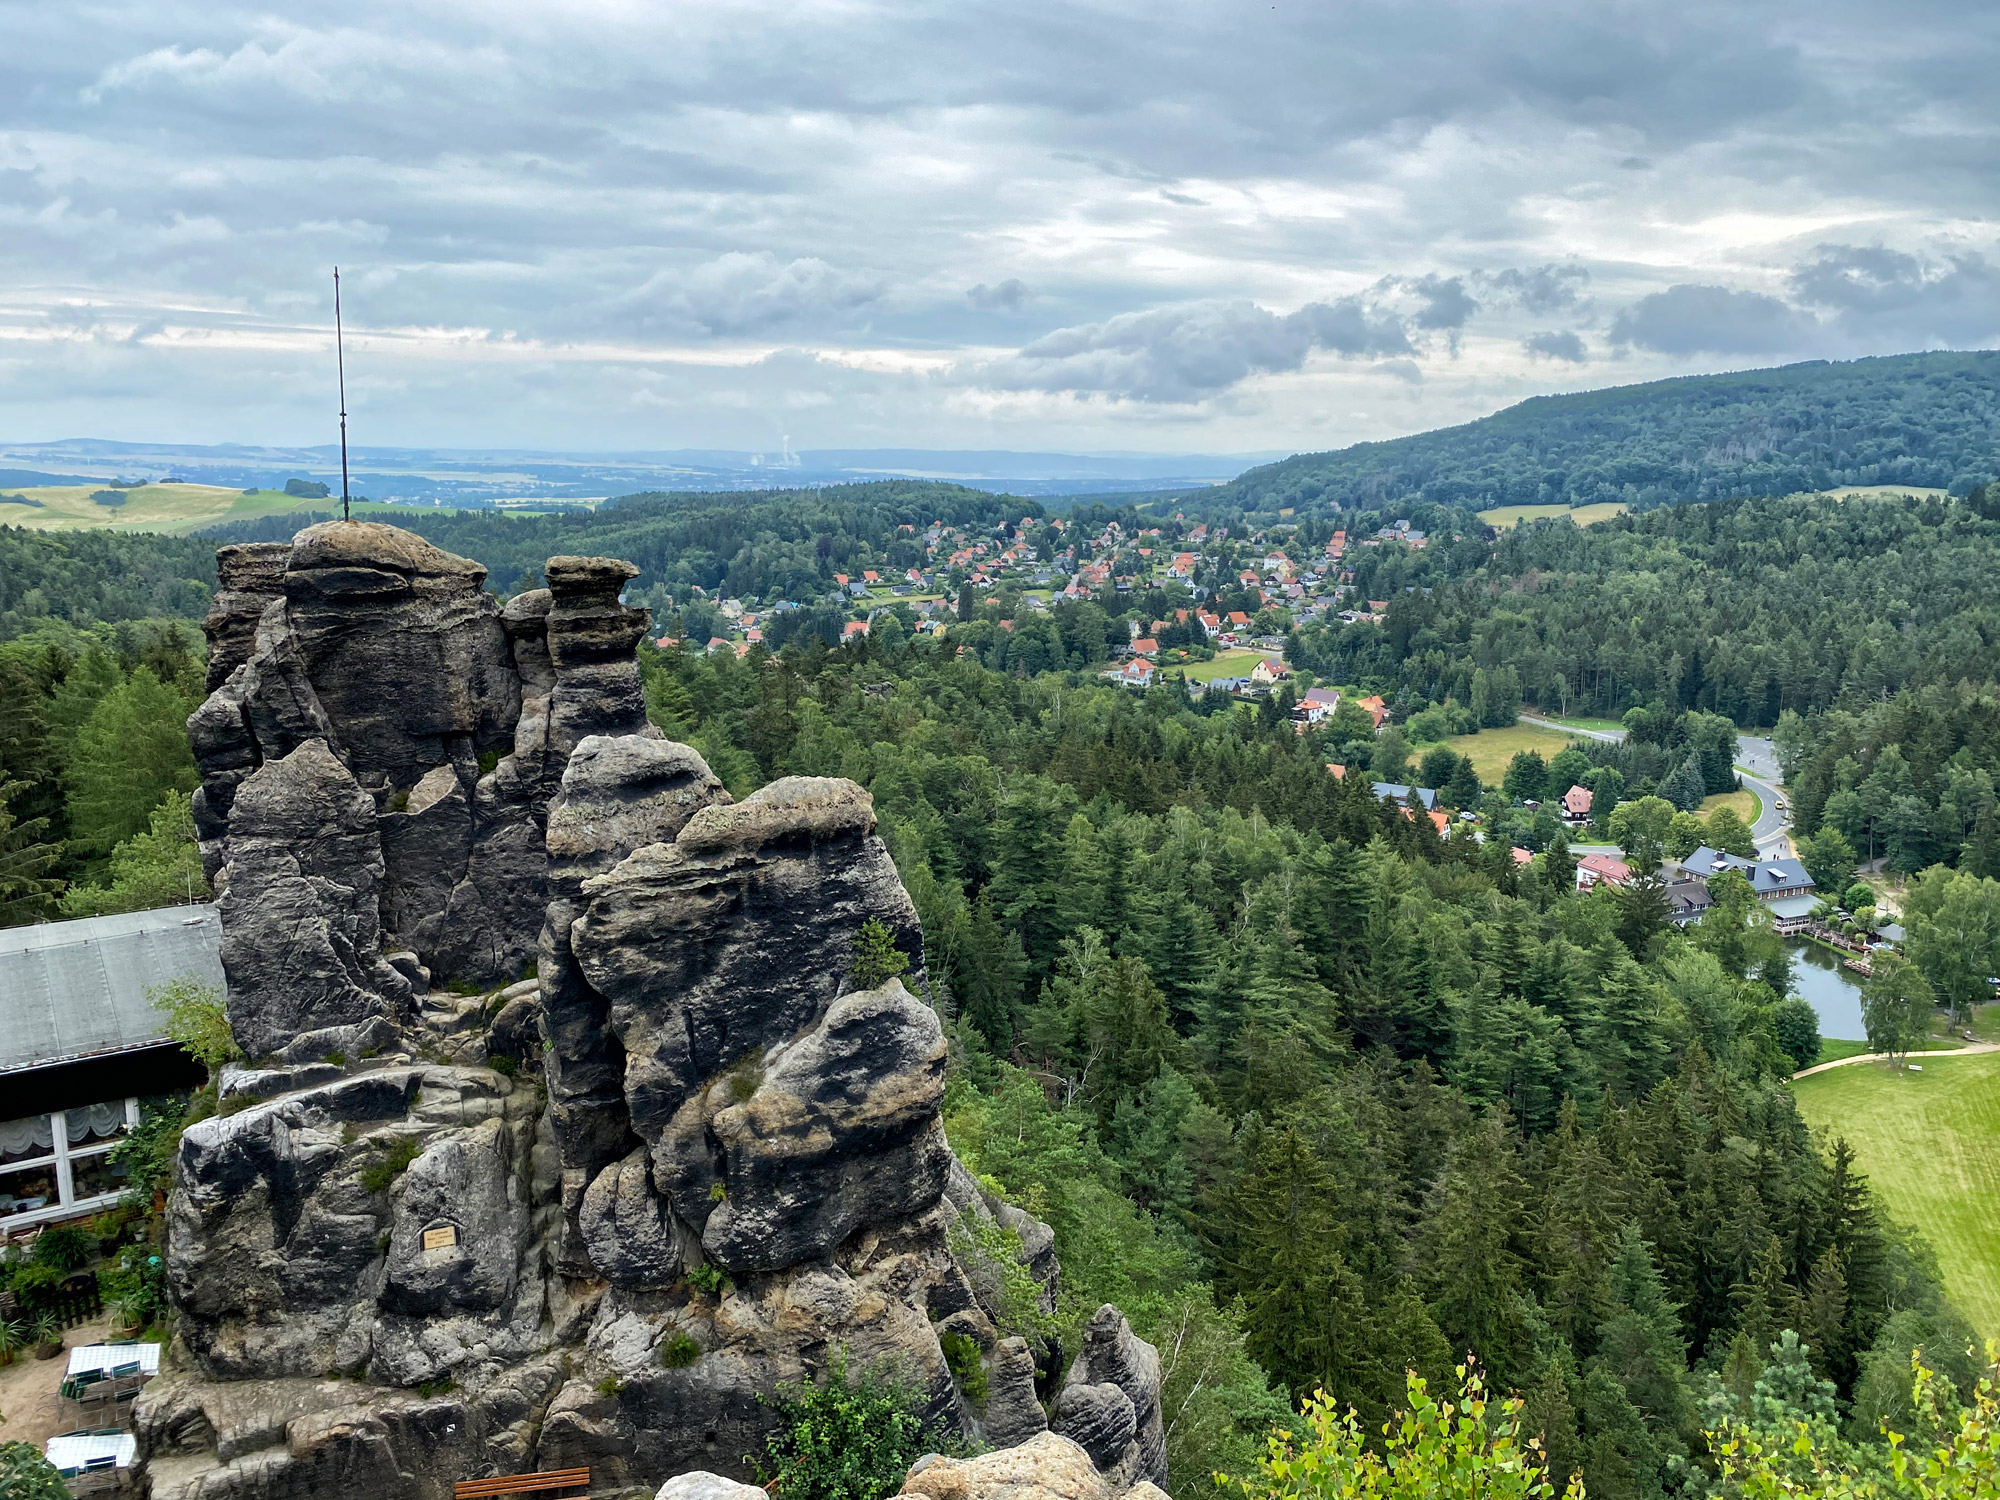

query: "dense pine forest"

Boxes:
[629, 629, 1974, 1496]
[1295, 487, 2000, 724]
[9, 469, 2000, 1496]
[1218, 351, 2000, 515]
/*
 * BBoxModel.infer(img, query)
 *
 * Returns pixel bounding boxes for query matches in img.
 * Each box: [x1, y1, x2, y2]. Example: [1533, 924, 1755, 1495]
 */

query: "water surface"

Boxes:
[1789, 938, 1866, 1040]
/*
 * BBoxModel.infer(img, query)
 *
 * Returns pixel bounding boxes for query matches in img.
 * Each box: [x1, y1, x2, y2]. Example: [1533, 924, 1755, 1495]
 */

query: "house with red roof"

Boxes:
[1250, 658, 1292, 687]
[1560, 785, 1593, 823]
[1119, 658, 1158, 688]
[1576, 852, 1634, 890]
[1298, 687, 1341, 724]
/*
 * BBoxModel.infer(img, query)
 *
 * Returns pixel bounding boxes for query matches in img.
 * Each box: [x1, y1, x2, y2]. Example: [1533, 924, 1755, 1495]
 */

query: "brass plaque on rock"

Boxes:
[422, 1225, 459, 1252]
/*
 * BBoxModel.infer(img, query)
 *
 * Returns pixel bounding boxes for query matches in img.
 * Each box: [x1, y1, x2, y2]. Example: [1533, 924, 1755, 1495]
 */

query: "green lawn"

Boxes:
[1443, 720, 1582, 786]
[1699, 787, 1762, 824]
[1547, 715, 1627, 734]
[1176, 648, 1271, 683]
[1812, 1039, 1873, 1067]
[1792, 1051, 2000, 1339]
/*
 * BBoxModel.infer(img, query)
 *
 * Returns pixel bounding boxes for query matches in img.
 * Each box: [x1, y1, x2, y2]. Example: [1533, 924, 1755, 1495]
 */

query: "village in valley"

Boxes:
[639, 504, 1852, 939]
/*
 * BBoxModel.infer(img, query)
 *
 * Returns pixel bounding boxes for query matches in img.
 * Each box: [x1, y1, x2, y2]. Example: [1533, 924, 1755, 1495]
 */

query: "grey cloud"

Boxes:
[968, 279, 1032, 311]
[1608, 284, 1816, 355]
[615, 254, 884, 338]
[983, 297, 1412, 403]
[1407, 275, 1479, 331]
[1524, 330, 1588, 362]
[1481, 265, 1590, 314]
[1789, 244, 2000, 346]
[0, 0, 1994, 447]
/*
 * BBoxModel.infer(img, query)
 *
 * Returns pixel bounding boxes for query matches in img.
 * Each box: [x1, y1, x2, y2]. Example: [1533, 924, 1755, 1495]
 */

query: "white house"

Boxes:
[1250, 658, 1292, 687]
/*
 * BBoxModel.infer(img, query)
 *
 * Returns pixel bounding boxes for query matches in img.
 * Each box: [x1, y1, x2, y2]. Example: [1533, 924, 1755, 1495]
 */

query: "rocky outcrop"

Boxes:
[900, 1433, 1171, 1500]
[203, 543, 292, 692]
[216, 738, 414, 1061]
[147, 521, 1167, 1500]
[1053, 1308, 1168, 1493]
[186, 521, 655, 989]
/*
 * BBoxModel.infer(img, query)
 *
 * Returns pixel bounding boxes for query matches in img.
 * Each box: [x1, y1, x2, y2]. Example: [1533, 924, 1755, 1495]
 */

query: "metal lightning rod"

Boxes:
[334, 267, 351, 523]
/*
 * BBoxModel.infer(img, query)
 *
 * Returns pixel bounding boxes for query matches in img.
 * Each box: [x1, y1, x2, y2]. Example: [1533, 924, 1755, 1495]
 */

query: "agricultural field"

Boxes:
[1476, 501, 1629, 530]
[1442, 719, 1581, 785]
[0, 482, 339, 534]
[1817, 484, 1951, 501]
[1792, 1051, 2000, 1339]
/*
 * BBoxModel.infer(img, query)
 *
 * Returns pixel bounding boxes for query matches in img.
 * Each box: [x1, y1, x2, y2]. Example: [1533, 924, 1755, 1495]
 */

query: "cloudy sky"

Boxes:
[2, 0, 1997, 454]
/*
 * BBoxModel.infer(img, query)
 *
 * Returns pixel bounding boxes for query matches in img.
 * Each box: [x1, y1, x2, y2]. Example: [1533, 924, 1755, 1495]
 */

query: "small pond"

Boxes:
[1788, 938, 1866, 1041]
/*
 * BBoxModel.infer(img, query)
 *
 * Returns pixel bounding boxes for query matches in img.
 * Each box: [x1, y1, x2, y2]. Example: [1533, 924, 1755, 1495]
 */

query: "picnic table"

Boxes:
[58, 1342, 159, 1409]
[46, 1429, 136, 1493]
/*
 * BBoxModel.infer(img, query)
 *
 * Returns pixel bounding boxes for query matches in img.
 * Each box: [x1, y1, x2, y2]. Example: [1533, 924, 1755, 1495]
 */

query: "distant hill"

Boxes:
[1217, 350, 2000, 515]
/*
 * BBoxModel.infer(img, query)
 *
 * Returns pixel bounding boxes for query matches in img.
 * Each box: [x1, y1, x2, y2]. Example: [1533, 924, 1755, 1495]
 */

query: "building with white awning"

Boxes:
[0, 907, 213, 1230]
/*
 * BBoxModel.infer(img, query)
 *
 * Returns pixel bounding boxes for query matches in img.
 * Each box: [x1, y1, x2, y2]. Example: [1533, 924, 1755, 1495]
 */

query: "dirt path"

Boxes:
[0, 1315, 116, 1448]
[1792, 1041, 2000, 1078]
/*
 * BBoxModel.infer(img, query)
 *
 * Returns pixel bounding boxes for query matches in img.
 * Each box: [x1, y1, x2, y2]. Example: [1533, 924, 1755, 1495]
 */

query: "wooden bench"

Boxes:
[454, 1469, 591, 1500]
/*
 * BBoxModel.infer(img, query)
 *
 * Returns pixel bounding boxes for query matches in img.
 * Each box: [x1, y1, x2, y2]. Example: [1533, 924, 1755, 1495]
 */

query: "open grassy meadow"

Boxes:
[1443, 719, 1582, 785]
[1177, 647, 1269, 682]
[1477, 501, 1628, 530]
[1792, 1051, 2000, 1339]
[1699, 787, 1761, 823]
[0, 482, 341, 534]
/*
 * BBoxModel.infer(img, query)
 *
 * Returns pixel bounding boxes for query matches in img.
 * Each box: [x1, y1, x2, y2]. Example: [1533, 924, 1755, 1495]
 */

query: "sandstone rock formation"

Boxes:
[900, 1432, 1171, 1500]
[143, 521, 1167, 1500]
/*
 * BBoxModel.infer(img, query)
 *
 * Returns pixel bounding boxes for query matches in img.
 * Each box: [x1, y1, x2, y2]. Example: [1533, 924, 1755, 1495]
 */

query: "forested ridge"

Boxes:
[209, 480, 1041, 597]
[1219, 351, 2000, 515]
[1293, 487, 2000, 728]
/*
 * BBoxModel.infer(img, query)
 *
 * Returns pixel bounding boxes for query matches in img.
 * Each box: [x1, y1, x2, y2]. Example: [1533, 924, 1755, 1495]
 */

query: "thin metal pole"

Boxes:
[335, 267, 351, 522]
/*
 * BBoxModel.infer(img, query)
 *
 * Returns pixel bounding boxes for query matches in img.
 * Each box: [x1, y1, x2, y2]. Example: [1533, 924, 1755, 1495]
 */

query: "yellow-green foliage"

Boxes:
[1707, 1355, 2000, 1500]
[1231, 1363, 1577, 1500]
[149, 975, 237, 1080]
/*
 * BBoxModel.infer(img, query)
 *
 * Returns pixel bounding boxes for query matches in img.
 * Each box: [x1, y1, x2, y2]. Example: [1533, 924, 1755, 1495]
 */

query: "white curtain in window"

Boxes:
[0, 1116, 53, 1157]
[66, 1104, 127, 1144]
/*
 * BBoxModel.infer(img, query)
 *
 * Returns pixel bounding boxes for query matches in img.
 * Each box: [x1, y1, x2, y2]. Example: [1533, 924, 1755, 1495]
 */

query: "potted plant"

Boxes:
[0, 1316, 21, 1367]
[32, 1311, 62, 1360]
[108, 1297, 142, 1338]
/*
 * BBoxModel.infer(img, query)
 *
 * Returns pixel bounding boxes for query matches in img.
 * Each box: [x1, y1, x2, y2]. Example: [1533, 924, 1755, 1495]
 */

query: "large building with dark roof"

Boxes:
[0, 907, 212, 1230]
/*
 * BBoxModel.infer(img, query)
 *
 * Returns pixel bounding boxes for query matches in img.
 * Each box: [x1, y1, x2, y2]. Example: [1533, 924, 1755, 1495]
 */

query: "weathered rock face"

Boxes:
[901, 1432, 1151, 1500]
[203, 543, 292, 693]
[148, 522, 1168, 1500]
[187, 520, 648, 988]
[1052, 1308, 1168, 1493]
[216, 738, 415, 1061]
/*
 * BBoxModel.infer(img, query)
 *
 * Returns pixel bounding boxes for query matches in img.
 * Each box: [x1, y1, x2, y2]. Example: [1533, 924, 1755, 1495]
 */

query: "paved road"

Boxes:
[1792, 1041, 2000, 1078]
[1520, 714, 1791, 855]
[1521, 713, 1620, 745]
